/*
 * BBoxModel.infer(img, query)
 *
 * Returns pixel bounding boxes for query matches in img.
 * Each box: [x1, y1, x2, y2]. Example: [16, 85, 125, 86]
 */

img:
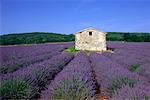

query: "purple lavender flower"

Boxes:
[112, 82, 150, 100]
[41, 52, 97, 100]
[1, 52, 74, 99]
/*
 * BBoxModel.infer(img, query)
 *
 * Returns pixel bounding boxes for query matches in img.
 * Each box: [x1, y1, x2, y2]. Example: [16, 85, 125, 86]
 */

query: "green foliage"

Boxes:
[108, 77, 138, 94]
[33, 69, 49, 88]
[0, 78, 31, 99]
[107, 32, 124, 41]
[51, 78, 89, 100]
[128, 64, 143, 73]
[0, 32, 75, 45]
[107, 32, 150, 42]
[0, 32, 150, 45]
[64, 46, 79, 53]
[0, 66, 8, 74]
[0, 65, 19, 74]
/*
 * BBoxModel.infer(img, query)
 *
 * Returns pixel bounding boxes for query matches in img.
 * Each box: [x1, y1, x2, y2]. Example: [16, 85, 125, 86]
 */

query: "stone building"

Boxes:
[75, 28, 107, 51]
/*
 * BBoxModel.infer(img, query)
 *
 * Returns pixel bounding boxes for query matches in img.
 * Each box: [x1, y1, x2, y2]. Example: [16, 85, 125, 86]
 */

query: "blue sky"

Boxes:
[1, 0, 150, 34]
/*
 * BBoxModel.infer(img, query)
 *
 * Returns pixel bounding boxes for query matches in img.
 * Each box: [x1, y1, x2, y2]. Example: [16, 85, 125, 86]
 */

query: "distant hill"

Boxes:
[0, 32, 74, 45]
[107, 32, 150, 42]
[0, 32, 150, 45]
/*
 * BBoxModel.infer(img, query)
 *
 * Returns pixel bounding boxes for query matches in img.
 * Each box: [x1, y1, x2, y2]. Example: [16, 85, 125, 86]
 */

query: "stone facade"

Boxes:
[75, 28, 107, 51]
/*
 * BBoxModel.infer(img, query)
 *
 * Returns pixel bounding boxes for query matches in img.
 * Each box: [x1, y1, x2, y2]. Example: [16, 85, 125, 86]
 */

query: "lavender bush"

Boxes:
[0, 51, 60, 74]
[1, 52, 74, 99]
[112, 82, 150, 100]
[90, 52, 147, 96]
[0, 77, 32, 99]
[107, 77, 138, 94]
[41, 52, 97, 100]
[104, 42, 150, 81]
[0, 42, 150, 99]
[50, 77, 88, 100]
[0, 43, 73, 63]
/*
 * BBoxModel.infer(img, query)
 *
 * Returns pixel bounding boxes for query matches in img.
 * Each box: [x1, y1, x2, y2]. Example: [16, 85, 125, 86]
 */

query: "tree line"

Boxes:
[107, 32, 150, 42]
[0, 32, 74, 45]
[0, 32, 150, 45]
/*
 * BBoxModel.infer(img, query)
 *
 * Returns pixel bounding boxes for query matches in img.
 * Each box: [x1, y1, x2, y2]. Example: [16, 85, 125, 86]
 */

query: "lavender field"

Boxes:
[0, 42, 150, 100]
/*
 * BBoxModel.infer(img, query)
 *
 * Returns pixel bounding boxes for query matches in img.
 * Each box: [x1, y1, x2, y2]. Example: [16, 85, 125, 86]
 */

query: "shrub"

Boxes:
[64, 46, 79, 53]
[108, 77, 138, 94]
[112, 82, 150, 99]
[51, 78, 88, 100]
[128, 64, 142, 73]
[0, 78, 31, 99]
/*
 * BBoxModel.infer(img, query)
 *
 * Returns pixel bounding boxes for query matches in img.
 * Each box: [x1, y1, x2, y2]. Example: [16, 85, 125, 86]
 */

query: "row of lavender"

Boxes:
[105, 42, 150, 81]
[0, 51, 60, 74]
[40, 52, 98, 100]
[90, 52, 150, 99]
[0, 43, 73, 63]
[0, 52, 74, 99]
[0, 43, 73, 74]
[0, 42, 149, 99]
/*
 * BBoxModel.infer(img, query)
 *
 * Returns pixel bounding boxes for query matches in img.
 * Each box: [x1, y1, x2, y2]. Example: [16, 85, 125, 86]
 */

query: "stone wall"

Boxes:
[75, 29, 106, 51]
